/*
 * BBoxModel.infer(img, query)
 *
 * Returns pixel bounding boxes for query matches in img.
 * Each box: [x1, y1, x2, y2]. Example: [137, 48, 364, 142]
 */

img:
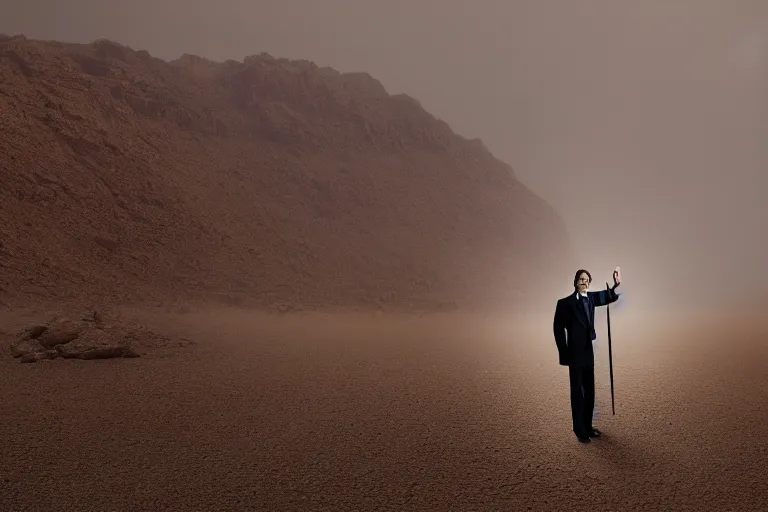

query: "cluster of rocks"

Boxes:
[7, 311, 153, 363]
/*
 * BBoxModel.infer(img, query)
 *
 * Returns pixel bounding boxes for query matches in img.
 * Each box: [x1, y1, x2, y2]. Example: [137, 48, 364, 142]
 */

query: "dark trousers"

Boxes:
[568, 364, 595, 436]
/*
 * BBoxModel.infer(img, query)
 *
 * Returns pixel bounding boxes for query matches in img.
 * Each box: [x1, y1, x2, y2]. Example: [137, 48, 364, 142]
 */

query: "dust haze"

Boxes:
[4, 0, 767, 313]
[2, 3, 768, 510]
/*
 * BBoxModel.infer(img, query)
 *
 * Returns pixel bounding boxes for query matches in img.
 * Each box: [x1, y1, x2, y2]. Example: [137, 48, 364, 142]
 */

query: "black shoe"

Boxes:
[588, 428, 602, 438]
[576, 434, 591, 443]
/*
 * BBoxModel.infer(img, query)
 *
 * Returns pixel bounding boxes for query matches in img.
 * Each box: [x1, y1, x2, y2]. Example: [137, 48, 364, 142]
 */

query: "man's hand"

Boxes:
[612, 266, 621, 289]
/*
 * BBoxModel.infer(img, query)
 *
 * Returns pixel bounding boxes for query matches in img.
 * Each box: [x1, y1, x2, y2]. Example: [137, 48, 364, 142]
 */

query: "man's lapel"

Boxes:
[570, 292, 588, 327]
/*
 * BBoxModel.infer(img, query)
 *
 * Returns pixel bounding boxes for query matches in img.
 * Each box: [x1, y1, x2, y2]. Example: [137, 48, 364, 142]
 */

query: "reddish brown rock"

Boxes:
[21, 325, 47, 340]
[0, 35, 572, 313]
[10, 337, 46, 358]
[20, 349, 60, 363]
[55, 326, 140, 360]
[4, 310, 175, 362]
[37, 318, 84, 348]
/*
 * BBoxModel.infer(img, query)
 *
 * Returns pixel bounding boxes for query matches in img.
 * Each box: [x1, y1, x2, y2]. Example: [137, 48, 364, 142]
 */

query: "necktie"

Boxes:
[582, 296, 591, 324]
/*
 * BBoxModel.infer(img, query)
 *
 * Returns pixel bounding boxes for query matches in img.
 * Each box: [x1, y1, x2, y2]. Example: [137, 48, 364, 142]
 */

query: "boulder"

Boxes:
[37, 318, 84, 348]
[6, 310, 156, 362]
[55, 327, 140, 360]
[20, 349, 60, 363]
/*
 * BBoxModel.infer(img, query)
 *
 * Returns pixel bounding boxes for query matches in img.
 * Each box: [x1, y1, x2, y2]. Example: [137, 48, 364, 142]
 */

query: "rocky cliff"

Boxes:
[0, 35, 572, 312]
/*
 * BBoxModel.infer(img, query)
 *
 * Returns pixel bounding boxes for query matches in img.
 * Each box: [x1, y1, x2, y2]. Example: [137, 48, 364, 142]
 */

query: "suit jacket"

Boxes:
[553, 287, 619, 367]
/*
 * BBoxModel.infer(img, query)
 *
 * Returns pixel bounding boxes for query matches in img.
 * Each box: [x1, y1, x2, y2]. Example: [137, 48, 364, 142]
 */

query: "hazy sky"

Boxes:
[3, 1, 766, 307]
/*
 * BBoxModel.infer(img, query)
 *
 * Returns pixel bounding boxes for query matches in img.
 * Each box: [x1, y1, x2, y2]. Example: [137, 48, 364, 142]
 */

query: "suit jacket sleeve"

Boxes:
[589, 286, 620, 308]
[553, 300, 568, 361]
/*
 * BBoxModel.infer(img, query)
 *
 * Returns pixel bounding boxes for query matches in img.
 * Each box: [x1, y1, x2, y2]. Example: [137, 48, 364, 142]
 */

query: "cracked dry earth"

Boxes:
[0, 307, 766, 511]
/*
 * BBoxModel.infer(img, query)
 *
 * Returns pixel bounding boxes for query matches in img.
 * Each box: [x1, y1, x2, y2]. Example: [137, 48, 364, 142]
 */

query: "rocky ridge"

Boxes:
[0, 35, 572, 313]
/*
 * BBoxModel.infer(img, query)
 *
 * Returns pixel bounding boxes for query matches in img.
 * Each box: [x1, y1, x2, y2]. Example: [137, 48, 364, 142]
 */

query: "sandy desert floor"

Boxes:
[1, 305, 766, 511]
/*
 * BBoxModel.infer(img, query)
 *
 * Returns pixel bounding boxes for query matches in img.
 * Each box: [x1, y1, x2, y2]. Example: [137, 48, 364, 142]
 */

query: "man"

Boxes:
[553, 267, 621, 443]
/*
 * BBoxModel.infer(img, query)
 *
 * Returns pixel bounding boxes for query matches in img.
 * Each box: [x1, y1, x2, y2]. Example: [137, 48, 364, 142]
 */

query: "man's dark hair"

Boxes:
[573, 269, 592, 289]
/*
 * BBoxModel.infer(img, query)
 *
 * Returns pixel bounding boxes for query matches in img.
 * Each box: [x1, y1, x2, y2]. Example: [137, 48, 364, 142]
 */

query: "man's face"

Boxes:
[577, 272, 591, 293]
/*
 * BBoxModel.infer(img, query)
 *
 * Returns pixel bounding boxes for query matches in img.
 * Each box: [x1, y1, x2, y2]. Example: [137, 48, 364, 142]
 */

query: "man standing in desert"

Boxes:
[553, 267, 621, 443]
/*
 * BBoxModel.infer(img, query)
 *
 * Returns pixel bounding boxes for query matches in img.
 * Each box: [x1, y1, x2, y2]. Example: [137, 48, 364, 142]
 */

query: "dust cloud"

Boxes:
[3, 0, 766, 313]
[1, 4, 767, 509]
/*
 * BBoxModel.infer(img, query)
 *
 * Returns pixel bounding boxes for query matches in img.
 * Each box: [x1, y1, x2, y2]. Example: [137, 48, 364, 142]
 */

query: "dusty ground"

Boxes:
[0, 306, 765, 511]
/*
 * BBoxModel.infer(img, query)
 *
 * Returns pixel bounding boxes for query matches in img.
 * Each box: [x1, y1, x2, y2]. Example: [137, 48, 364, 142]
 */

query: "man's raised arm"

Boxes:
[590, 266, 621, 308]
[590, 286, 620, 308]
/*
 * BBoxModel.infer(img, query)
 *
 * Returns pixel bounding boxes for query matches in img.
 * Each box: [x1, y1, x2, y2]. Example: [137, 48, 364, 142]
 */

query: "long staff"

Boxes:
[606, 282, 615, 415]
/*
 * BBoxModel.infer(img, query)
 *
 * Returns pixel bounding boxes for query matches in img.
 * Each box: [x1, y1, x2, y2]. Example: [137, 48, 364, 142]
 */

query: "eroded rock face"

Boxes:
[0, 36, 572, 312]
[20, 349, 59, 363]
[10, 337, 46, 358]
[55, 326, 140, 360]
[37, 318, 83, 348]
[7, 310, 167, 363]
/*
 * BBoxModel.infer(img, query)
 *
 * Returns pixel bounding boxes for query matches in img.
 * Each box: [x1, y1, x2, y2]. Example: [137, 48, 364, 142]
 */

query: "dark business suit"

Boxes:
[553, 287, 619, 437]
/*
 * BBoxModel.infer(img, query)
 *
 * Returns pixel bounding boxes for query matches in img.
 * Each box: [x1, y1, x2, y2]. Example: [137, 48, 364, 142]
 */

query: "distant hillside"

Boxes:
[0, 35, 572, 312]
